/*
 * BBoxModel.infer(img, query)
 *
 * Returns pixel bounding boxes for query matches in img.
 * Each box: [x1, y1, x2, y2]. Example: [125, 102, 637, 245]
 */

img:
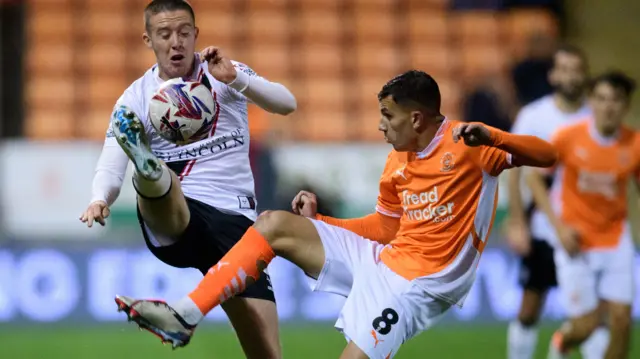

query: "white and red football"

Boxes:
[148, 78, 216, 145]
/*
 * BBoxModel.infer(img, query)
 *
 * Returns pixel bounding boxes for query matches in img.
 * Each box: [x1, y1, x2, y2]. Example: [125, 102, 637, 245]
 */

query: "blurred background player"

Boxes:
[527, 71, 638, 359]
[113, 70, 558, 358]
[505, 44, 610, 359]
[79, 0, 296, 357]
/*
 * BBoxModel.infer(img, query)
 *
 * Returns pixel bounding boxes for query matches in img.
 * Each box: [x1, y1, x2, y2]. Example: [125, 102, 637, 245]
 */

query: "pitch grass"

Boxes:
[1, 323, 638, 358]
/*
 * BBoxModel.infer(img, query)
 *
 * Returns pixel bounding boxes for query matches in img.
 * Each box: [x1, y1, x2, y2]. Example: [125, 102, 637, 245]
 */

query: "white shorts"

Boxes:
[307, 219, 452, 359]
[554, 227, 636, 317]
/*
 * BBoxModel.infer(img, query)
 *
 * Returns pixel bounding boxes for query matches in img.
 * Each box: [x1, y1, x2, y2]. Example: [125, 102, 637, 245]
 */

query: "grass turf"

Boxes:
[1, 324, 638, 358]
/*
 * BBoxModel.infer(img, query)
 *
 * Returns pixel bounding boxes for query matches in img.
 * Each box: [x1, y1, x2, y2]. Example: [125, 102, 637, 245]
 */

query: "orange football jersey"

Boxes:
[550, 119, 640, 249]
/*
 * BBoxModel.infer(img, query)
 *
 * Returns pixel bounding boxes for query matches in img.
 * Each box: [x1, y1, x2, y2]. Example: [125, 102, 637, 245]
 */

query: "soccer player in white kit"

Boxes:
[506, 45, 609, 359]
[78, 1, 296, 358]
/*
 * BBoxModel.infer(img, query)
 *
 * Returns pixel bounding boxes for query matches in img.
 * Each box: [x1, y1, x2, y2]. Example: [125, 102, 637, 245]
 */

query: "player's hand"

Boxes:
[79, 201, 110, 228]
[452, 122, 492, 147]
[200, 46, 237, 84]
[291, 191, 318, 218]
[557, 224, 580, 257]
[505, 218, 531, 256]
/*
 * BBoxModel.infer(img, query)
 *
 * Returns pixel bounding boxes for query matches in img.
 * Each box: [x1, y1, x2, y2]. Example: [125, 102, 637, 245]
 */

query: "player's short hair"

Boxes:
[378, 70, 442, 115]
[554, 43, 588, 66]
[590, 71, 636, 99]
[144, 0, 195, 32]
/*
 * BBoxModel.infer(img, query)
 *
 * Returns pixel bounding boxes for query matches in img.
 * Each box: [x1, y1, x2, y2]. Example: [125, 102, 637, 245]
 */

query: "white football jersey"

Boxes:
[510, 95, 591, 242]
[104, 56, 262, 220]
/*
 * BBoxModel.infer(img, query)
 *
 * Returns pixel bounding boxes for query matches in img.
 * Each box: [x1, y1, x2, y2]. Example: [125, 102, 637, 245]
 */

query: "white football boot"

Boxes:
[110, 105, 163, 181]
[115, 295, 196, 349]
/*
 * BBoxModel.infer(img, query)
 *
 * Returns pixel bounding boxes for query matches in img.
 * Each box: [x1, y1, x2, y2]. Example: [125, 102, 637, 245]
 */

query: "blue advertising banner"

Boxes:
[0, 243, 639, 324]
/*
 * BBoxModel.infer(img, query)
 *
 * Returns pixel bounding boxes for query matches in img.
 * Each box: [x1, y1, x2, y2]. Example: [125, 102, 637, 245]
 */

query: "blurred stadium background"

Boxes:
[1, 0, 639, 358]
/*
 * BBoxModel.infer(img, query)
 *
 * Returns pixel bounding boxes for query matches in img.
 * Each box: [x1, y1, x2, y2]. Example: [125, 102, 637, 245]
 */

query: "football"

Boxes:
[149, 78, 216, 145]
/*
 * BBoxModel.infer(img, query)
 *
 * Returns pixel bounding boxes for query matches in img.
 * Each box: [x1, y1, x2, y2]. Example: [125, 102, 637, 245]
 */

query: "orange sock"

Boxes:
[188, 227, 275, 315]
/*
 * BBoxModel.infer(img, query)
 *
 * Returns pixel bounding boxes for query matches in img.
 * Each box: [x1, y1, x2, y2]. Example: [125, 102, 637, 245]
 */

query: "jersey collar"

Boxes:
[416, 118, 448, 159]
[153, 53, 203, 84]
[588, 117, 619, 146]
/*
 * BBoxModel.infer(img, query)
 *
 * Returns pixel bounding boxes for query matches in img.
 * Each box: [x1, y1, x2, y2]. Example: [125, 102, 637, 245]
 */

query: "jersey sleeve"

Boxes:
[479, 146, 513, 177]
[226, 60, 297, 115]
[91, 87, 145, 205]
[226, 61, 264, 102]
[375, 152, 403, 218]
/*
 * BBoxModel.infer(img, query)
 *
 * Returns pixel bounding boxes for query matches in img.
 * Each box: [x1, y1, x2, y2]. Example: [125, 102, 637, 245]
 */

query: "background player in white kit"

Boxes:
[506, 45, 609, 359]
[79, 1, 296, 358]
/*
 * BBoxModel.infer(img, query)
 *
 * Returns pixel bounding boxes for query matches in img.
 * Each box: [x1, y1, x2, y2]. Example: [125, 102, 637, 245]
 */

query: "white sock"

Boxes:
[580, 326, 610, 359]
[508, 320, 539, 359]
[133, 165, 172, 199]
[172, 296, 204, 326]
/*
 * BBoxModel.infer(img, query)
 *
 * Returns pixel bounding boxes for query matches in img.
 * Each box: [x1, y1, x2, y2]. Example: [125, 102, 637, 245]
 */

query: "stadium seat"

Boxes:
[247, 43, 291, 78]
[354, 9, 396, 44]
[296, 44, 343, 77]
[408, 0, 450, 10]
[452, 12, 503, 45]
[459, 45, 509, 79]
[33, 0, 73, 5]
[26, 107, 74, 139]
[246, 0, 288, 10]
[246, 10, 289, 45]
[130, 45, 159, 73]
[408, 44, 458, 79]
[296, 0, 343, 11]
[298, 10, 343, 45]
[25, 76, 75, 108]
[352, 0, 395, 7]
[355, 76, 389, 106]
[437, 78, 462, 118]
[355, 44, 400, 79]
[303, 109, 348, 142]
[407, 11, 450, 45]
[85, 44, 127, 73]
[26, 44, 73, 75]
[86, 12, 127, 41]
[303, 77, 346, 108]
[358, 105, 384, 142]
[28, 9, 73, 42]
[197, 12, 237, 45]
[190, 0, 234, 11]
[504, 9, 559, 59]
[88, 76, 128, 105]
[86, 0, 126, 11]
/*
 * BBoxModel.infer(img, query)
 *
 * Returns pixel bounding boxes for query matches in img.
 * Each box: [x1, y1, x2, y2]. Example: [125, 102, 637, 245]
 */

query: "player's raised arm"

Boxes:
[290, 190, 400, 245]
[79, 108, 131, 227]
[200, 47, 297, 115]
[453, 122, 558, 168]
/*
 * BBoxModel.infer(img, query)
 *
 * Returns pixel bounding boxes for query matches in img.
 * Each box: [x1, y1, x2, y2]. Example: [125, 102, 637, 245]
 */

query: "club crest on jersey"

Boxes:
[234, 63, 256, 77]
[440, 152, 455, 172]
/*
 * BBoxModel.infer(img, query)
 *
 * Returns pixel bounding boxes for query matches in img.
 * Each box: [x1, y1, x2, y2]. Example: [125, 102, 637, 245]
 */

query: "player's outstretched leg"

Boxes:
[116, 210, 326, 350]
[111, 105, 189, 238]
[508, 289, 545, 359]
[547, 311, 600, 359]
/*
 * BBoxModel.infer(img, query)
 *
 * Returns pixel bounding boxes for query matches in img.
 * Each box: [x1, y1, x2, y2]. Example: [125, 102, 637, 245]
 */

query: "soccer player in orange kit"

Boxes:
[525, 71, 638, 359]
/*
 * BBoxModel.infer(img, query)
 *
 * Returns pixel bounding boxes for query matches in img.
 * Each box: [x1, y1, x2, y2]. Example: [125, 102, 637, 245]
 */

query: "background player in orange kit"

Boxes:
[526, 71, 638, 359]
[117, 70, 558, 358]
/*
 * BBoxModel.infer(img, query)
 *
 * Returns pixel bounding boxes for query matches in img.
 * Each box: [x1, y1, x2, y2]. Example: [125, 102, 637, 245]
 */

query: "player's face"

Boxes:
[549, 52, 588, 102]
[590, 82, 629, 133]
[144, 10, 199, 80]
[378, 96, 422, 152]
